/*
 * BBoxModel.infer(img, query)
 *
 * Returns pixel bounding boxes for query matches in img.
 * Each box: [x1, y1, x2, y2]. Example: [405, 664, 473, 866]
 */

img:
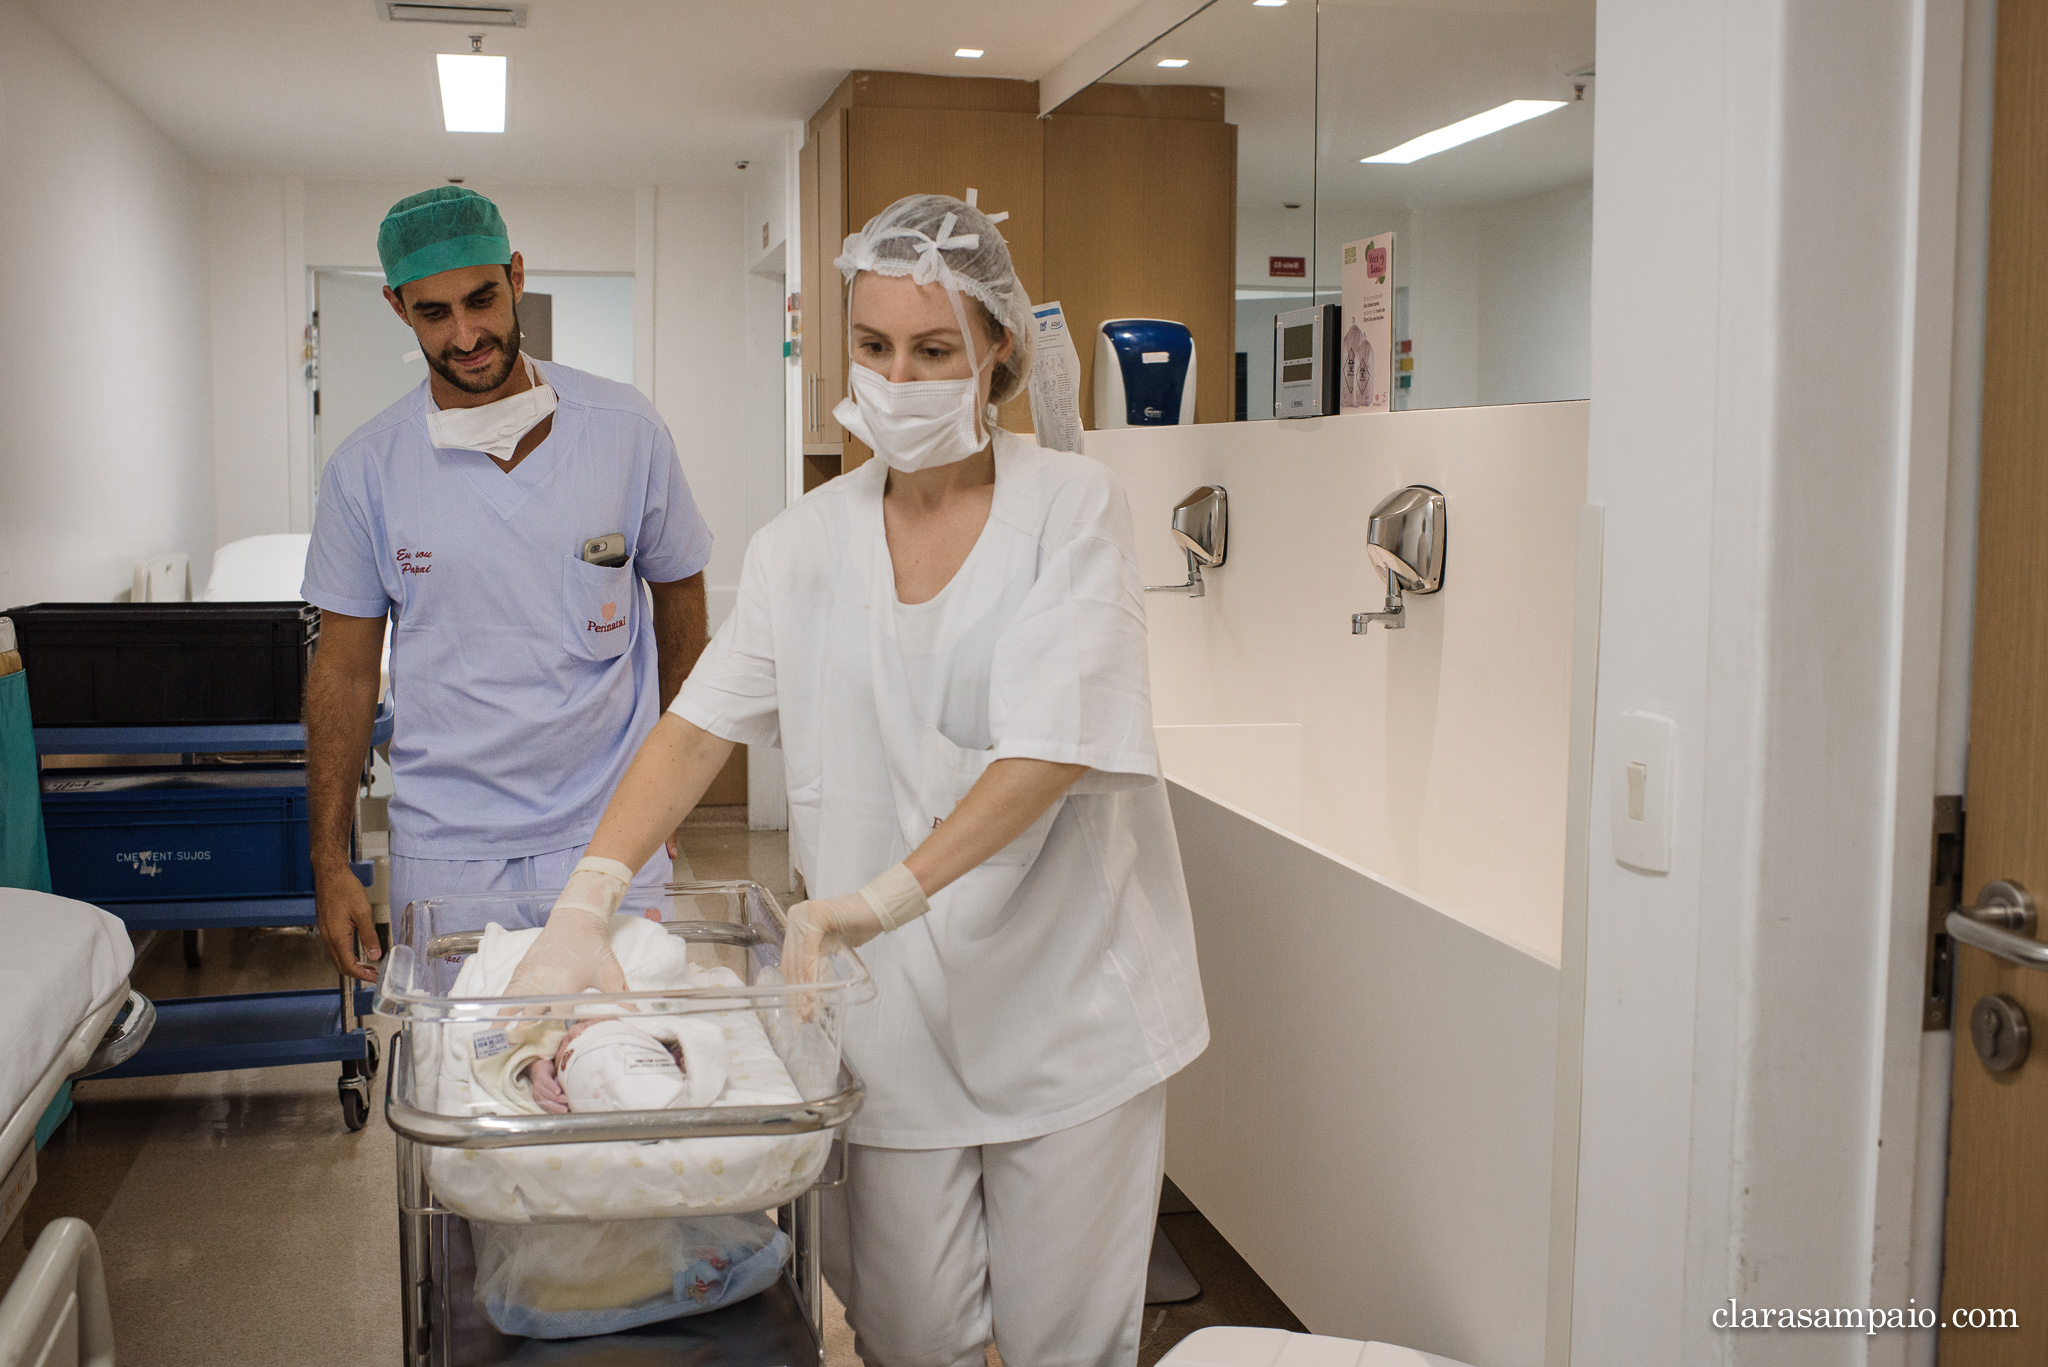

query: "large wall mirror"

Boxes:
[1048, 0, 1593, 425]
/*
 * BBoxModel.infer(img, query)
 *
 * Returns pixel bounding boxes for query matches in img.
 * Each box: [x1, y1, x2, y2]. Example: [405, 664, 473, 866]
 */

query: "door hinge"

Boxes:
[1926, 794, 1965, 1030]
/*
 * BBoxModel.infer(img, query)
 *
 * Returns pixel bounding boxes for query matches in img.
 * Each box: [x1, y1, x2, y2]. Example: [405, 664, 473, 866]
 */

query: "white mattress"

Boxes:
[0, 889, 133, 1125]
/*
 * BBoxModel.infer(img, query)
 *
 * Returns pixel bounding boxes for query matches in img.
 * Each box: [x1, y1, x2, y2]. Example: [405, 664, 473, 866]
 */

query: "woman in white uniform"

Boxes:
[511, 193, 1208, 1365]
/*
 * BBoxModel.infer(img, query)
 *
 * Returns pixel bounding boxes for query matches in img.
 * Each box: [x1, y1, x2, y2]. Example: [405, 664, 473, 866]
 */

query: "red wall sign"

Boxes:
[1268, 256, 1306, 279]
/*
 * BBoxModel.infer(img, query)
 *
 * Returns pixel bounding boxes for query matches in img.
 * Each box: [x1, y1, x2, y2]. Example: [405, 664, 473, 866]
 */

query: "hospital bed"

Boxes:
[0, 888, 156, 1367]
[376, 880, 870, 1365]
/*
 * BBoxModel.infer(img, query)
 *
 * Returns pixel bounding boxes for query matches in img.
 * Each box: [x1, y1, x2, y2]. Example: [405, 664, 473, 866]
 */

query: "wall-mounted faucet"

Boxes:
[1352, 485, 1445, 632]
[1146, 485, 1228, 598]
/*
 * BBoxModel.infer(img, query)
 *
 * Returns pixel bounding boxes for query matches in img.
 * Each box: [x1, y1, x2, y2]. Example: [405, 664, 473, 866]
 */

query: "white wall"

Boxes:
[1569, 1, 1962, 1363]
[1092, 400, 1588, 960]
[301, 180, 639, 275]
[0, 0, 213, 605]
[525, 273, 636, 384]
[651, 184, 749, 625]
[1166, 780, 1557, 1366]
[1306, 181, 1594, 412]
[1475, 182, 1594, 407]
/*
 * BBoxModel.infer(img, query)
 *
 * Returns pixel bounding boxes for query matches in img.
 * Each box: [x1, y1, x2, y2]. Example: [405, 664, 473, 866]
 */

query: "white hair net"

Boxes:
[834, 190, 1034, 409]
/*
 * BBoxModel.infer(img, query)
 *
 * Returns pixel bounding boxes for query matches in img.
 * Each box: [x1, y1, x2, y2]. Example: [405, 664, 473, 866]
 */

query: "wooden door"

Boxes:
[1942, 1, 2048, 1358]
[845, 106, 1045, 455]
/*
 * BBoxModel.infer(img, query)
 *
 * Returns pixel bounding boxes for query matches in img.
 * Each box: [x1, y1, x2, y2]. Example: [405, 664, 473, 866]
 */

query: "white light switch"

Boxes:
[1612, 712, 1675, 874]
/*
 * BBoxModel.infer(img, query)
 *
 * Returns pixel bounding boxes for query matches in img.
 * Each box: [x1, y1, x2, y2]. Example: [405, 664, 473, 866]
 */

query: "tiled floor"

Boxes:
[2, 813, 1301, 1365]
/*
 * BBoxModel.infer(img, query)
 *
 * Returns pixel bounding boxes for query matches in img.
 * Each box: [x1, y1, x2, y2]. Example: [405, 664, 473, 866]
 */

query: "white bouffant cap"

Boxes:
[834, 189, 1034, 407]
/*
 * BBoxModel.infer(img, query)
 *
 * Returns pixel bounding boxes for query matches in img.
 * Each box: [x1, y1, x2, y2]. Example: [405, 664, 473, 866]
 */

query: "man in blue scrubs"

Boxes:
[303, 188, 714, 983]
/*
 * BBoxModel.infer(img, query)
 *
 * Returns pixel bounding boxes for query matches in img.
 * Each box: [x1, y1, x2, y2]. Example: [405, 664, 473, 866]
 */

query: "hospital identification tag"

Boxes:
[472, 1029, 510, 1060]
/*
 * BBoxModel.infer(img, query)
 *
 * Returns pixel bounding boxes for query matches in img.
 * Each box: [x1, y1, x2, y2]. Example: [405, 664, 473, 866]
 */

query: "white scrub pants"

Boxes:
[388, 842, 679, 922]
[820, 1084, 1166, 1367]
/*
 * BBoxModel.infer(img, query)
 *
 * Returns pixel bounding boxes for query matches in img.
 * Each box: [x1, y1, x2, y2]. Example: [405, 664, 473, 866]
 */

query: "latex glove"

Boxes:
[504, 857, 634, 1000]
[783, 864, 929, 1014]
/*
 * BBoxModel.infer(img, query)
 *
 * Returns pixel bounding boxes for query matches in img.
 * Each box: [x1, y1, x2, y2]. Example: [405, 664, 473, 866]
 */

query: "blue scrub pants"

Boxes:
[388, 843, 677, 925]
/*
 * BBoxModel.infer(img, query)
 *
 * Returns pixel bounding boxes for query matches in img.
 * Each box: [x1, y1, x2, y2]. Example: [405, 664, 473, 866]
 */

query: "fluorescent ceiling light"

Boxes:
[955, 47, 984, 58]
[1157, 57, 1189, 67]
[437, 52, 506, 133]
[1360, 99, 1566, 164]
[1253, 1, 1288, 6]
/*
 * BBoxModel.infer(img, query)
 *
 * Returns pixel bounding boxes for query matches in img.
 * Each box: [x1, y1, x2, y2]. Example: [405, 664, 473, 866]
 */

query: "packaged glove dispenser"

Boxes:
[1095, 320, 1197, 428]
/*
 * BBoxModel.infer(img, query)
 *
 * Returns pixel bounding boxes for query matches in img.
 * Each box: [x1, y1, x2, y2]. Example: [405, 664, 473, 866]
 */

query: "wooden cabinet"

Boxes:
[800, 72, 1234, 489]
[1043, 90, 1237, 428]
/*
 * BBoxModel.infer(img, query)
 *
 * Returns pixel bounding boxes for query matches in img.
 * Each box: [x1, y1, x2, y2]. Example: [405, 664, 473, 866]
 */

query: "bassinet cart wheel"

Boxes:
[182, 929, 203, 967]
[363, 1031, 381, 1080]
[339, 1078, 370, 1131]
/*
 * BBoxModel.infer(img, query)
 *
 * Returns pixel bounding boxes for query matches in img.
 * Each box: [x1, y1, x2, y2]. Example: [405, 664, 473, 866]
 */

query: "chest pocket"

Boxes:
[561, 555, 636, 662]
[914, 726, 1063, 868]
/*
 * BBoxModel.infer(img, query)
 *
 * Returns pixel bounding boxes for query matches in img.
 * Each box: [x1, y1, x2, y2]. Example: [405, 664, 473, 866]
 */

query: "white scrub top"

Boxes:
[674, 431, 1208, 1148]
[303, 361, 713, 860]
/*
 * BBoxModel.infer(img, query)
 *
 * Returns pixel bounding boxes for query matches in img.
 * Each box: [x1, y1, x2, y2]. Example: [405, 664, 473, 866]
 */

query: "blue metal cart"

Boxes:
[36, 703, 395, 1130]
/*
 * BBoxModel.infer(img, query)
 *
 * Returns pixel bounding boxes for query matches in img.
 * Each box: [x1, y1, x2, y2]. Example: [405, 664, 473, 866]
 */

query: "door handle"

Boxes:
[1947, 878, 2048, 970]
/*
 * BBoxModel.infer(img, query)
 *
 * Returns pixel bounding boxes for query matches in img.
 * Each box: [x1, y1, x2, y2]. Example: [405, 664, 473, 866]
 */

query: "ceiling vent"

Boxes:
[378, 2, 527, 26]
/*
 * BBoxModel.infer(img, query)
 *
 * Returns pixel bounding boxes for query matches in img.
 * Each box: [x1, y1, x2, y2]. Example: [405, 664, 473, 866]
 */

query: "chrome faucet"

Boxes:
[1352, 485, 1445, 633]
[1146, 486, 1228, 598]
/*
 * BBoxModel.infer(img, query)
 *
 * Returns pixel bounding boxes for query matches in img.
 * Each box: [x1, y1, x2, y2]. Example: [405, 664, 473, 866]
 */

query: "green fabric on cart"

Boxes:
[0, 669, 52, 893]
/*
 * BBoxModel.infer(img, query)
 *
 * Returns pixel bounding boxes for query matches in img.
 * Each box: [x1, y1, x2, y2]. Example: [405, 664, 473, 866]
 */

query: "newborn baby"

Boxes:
[475, 1013, 730, 1116]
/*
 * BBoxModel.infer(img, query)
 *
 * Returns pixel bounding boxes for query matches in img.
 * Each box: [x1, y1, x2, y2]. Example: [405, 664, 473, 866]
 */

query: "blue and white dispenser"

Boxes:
[1095, 319, 1197, 427]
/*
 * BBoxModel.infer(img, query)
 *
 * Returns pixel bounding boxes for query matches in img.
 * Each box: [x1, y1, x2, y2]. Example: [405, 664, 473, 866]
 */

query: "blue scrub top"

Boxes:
[302, 361, 713, 860]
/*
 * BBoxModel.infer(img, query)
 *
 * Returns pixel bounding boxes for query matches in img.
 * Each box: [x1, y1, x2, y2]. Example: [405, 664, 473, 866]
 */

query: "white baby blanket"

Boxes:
[426, 914, 833, 1223]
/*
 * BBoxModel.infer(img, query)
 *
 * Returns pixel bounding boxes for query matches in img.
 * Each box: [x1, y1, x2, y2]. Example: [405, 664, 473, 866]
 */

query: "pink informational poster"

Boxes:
[1340, 233, 1394, 414]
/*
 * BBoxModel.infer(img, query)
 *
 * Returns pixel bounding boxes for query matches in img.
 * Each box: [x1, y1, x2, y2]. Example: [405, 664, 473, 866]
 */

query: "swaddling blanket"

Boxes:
[428, 915, 832, 1222]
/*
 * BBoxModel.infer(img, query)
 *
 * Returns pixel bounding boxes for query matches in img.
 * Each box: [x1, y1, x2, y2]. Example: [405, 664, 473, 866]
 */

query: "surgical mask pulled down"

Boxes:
[427, 354, 557, 463]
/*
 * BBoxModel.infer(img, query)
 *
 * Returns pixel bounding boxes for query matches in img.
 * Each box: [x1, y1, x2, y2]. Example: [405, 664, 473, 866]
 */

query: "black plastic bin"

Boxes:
[3, 602, 320, 727]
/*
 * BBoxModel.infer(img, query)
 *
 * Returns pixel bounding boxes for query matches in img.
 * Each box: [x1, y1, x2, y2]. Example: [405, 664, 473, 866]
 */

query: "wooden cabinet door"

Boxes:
[1941, 1, 2048, 1359]
[1043, 114, 1237, 428]
[798, 126, 822, 446]
[815, 108, 848, 449]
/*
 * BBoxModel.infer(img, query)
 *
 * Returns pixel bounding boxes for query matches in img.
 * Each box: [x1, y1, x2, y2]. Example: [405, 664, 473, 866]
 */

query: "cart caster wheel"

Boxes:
[364, 1032, 382, 1080]
[182, 929, 204, 968]
[339, 1081, 370, 1132]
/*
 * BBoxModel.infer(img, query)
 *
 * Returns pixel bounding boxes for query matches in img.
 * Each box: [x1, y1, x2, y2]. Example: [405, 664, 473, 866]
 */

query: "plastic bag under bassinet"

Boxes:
[471, 1213, 790, 1338]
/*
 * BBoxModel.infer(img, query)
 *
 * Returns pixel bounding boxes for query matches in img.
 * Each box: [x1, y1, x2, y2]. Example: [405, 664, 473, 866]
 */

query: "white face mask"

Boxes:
[426, 355, 558, 462]
[833, 353, 993, 474]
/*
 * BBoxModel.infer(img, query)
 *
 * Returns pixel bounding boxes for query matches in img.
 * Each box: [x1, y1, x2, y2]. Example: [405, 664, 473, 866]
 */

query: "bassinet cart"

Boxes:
[375, 880, 872, 1366]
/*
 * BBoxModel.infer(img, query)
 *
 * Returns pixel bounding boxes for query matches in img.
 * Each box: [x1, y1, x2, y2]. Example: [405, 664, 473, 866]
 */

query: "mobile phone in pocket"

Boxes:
[580, 533, 628, 568]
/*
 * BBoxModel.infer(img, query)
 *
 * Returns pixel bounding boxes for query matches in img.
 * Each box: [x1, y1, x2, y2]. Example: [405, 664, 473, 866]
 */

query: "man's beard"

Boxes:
[427, 305, 523, 395]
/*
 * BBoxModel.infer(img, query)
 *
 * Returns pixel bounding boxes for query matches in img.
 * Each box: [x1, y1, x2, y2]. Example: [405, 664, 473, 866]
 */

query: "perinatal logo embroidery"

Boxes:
[397, 547, 434, 575]
[587, 600, 626, 634]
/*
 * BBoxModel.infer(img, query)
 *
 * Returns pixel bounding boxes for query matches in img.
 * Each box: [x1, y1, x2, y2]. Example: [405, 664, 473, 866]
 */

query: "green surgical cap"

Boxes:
[377, 187, 511, 290]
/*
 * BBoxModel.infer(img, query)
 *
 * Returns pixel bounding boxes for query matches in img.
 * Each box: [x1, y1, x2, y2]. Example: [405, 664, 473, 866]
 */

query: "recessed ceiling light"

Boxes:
[1157, 58, 1190, 68]
[955, 47, 984, 58]
[1253, 1, 1288, 7]
[1360, 99, 1566, 164]
[437, 52, 506, 132]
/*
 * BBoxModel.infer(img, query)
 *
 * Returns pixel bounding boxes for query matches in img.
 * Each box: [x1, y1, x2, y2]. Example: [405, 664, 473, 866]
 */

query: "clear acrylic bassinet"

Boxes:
[373, 880, 873, 1225]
